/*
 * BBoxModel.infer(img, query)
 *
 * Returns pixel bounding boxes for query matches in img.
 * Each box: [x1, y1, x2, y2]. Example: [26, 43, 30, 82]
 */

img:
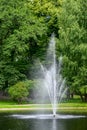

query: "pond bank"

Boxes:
[0, 105, 87, 114]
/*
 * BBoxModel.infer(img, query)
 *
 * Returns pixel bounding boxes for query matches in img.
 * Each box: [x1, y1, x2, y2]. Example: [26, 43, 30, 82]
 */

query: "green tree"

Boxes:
[28, 0, 62, 37]
[58, 0, 87, 100]
[0, 0, 47, 90]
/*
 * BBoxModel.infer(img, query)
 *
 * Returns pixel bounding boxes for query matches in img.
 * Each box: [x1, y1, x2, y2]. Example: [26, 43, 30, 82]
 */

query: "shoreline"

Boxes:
[0, 107, 87, 114]
[0, 103, 87, 114]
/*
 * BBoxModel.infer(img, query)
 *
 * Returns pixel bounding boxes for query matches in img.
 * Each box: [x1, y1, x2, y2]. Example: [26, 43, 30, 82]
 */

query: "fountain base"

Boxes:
[53, 114, 56, 118]
[10, 114, 86, 119]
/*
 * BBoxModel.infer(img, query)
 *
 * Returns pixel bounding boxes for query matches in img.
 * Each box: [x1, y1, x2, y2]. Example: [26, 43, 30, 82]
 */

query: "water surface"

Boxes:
[0, 112, 87, 130]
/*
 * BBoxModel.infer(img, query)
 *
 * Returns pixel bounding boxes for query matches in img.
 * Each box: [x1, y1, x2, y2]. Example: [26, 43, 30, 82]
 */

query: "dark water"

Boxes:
[0, 112, 87, 130]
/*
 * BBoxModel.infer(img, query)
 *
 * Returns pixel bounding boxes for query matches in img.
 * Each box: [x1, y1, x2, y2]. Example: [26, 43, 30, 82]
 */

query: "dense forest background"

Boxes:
[0, 0, 87, 102]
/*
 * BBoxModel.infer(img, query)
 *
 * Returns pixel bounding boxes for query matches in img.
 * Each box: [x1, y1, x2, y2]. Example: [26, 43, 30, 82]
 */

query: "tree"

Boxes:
[0, 0, 47, 90]
[28, 0, 62, 37]
[58, 0, 87, 100]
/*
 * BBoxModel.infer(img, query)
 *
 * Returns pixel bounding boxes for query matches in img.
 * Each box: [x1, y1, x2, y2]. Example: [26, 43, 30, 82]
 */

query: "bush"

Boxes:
[23, 80, 40, 99]
[8, 82, 29, 103]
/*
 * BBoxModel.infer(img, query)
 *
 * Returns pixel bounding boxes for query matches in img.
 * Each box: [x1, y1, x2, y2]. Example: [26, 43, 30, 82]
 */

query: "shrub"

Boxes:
[8, 82, 29, 103]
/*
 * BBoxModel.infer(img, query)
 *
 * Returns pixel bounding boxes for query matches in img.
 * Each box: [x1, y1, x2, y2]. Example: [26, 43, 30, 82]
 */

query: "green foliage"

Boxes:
[79, 85, 87, 95]
[23, 80, 38, 90]
[0, 0, 47, 89]
[28, 0, 61, 36]
[58, 0, 87, 96]
[8, 81, 29, 103]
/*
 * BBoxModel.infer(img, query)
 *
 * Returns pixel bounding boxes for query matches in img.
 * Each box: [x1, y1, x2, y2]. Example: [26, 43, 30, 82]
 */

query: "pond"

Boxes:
[0, 112, 87, 130]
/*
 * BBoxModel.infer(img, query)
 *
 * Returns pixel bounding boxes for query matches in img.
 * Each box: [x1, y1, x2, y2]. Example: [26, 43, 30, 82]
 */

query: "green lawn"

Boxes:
[0, 99, 87, 114]
[0, 100, 87, 108]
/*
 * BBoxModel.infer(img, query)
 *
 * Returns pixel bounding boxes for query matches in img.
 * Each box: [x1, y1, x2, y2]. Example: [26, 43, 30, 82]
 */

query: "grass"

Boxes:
[59, 102, 87, 107]
[0, 100, 17, 105]
[0, 97, 87, 114]
[0, 100, 87, 108]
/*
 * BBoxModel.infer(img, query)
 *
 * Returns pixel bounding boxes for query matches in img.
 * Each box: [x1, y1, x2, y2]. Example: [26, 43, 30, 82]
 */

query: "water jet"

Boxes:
[39, 34, 66, 116]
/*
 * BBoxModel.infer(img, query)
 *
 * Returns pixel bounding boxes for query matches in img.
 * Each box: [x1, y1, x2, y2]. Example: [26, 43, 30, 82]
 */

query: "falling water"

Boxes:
[40, 34, 66, 117]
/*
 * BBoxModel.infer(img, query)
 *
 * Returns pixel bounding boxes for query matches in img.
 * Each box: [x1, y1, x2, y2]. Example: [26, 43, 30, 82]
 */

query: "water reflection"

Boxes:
[32, 117, 65, 130]
[33, 119, 58, 130]
[52, 119, 57, 130]
[0, 113, 87, 130]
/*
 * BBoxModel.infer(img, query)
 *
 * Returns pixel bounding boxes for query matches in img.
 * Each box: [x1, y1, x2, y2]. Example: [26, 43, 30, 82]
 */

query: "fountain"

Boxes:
[40, 34, 66, 117]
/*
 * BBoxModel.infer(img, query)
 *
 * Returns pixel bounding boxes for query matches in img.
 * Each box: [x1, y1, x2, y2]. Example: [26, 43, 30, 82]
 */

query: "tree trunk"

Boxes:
[3, 80, 8, 90]
[71, 93, 74, 99]
[66, 89, 70, 100]
[79, 93, 84, 101]
[84, 94, 87, 102]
